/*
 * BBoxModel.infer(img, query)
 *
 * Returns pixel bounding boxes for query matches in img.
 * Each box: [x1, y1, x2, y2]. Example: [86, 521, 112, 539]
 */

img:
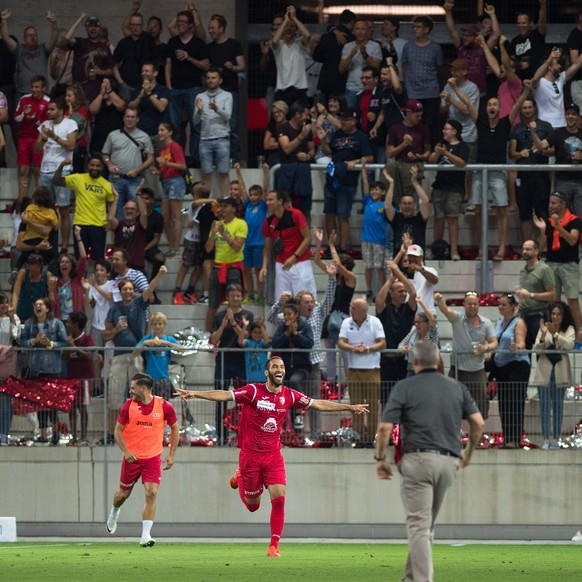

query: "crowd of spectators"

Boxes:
[2, 2, 582, 450]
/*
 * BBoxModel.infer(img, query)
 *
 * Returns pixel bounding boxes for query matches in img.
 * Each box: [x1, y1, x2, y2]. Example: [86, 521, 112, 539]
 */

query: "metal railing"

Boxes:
[268, 162, 582, 292]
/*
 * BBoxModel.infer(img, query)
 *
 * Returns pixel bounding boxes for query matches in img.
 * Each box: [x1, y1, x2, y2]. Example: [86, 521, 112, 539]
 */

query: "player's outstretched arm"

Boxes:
[174, 388, 234, 402]
[310, 400, 369, 414]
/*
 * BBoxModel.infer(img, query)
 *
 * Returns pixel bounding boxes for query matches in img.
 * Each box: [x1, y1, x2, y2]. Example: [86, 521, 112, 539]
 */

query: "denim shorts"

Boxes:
[243, 245, 264, 269]
[199, 137, 230, 175]
[323, 183, 357, 218]
[162, 175, 186, 200]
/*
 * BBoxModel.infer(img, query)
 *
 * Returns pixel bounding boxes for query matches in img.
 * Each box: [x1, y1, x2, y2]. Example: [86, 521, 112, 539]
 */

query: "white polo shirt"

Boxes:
[339, 314, 385, 369]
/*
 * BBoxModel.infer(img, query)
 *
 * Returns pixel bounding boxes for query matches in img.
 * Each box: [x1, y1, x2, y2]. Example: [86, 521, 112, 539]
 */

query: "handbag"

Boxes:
[546, 350, 562, 367]
[121, 129, 147, 162]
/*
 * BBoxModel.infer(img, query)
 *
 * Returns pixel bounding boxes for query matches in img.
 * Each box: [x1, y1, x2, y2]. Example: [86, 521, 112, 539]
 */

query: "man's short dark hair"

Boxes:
[30, 75, 46, 87]
[264, 355, 283, 371]
[211, 13, 227, 31]
[68, 311, 88, 330]
[111, 247, 130, 264]
[132, 373, 154, 390]
[339, 9, 356, 26]
[206, 67, 222, 78]
[412, 16, 433, 32]
[272, 190, 290, 204]
[50, 98, 66, 111]
[362, 65, 378, 78]
[289, 100, 307, 117]
[176, 10, 193, 25]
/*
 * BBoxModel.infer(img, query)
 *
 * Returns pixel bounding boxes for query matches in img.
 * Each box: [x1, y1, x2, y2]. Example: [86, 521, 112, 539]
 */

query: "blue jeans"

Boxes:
[110, 175, 143, 219]
[538, 368, 566, 437]
[168, 86, 201, 160]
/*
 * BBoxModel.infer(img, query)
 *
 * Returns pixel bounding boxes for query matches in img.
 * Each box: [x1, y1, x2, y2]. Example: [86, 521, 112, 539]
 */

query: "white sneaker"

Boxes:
[572, 531, 582, 542]
[549, 440, 560, 449]
[140, 536, 156, 547]
[106, 514, 118, 534]
[541, 439, 550, 450]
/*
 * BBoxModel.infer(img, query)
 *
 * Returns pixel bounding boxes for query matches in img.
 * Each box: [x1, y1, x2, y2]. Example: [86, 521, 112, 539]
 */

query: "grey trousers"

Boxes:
[399, 452, 459, 582]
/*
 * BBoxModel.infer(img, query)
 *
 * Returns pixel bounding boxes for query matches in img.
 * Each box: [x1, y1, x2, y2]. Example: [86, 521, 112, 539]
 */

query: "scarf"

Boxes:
[550, 209, 577, 251]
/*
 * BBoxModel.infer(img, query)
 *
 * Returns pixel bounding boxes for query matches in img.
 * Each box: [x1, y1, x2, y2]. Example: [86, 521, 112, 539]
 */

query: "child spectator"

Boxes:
[19, 186, 59, 265]
[361, 160, 391, 300]
[133, 312, 183, 399]
[172, 182, 218, 304]
[236, 316, 270, 383]
[64, 311, 95, 445]
[8, 195, 31, 283]
[234, 162, 268, 305]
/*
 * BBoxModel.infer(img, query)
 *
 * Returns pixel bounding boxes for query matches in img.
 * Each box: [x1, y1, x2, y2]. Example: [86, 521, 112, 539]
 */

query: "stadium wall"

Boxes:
[2, 448, 581, 540]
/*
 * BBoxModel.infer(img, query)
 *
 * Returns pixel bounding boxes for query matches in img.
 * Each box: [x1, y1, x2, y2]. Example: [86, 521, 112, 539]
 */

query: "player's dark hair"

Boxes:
[30, 75, 46, 87]
[132, 372, 154, 390]
[264, 355, 284, 371]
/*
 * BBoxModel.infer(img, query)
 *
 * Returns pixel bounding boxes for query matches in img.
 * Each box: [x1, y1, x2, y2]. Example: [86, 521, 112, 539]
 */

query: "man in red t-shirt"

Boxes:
[175, 356, 368, 557]
[259, 190, 316, 299]
[14, 75, 50, 197]
[106, 373, 179, 547]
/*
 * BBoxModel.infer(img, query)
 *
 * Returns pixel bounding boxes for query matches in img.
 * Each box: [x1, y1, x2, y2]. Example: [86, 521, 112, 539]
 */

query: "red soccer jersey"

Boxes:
[231, 382, 312, 453]
[261, 208, 310, 264]
[14, 94, 50, 139]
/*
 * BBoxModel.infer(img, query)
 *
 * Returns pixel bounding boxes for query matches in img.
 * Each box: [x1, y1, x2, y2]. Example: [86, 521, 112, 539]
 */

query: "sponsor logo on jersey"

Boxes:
[245, 488, 263, 496]
[257, 400, 276, 412]
[136, 421, 153, 427]
[261, 417, 278, 433]
[153, 413, 161, 418]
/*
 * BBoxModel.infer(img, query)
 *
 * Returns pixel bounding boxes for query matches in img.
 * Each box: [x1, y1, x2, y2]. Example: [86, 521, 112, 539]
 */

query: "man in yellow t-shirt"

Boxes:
[54, 156, 118, 259]
[204, 196, 248, 331]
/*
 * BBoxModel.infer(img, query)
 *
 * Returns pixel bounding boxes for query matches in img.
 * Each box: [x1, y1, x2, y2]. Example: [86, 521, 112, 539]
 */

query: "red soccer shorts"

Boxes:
[17, 137, 43, 168]
[239, 448, 286, 498]
[119, 455, 162, 491]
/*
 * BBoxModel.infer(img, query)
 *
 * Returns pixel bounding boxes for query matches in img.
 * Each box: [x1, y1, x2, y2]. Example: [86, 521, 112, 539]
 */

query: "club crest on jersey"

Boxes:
[279, 396, 285, 405]
[257, 400, 276, 412]
[262, 417, 278, 433]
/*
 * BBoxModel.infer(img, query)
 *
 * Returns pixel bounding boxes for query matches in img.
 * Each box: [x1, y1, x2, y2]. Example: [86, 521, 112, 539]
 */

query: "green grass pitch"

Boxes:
[1, 542, 580, 581]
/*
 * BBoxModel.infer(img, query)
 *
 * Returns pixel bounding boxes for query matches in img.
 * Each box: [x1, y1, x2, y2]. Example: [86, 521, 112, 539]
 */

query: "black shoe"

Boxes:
[96, 434, 115, 446]
[51, 432, 60, 445]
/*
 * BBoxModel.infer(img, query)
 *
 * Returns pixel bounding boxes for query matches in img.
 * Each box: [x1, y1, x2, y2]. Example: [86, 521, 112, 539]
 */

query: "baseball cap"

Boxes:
[566, 102, 580, 114]
[219, 196, 238, 207]
[446, 119, 463, 137]
[340, 107, 358, 120]
[406, 244, 424, 257]
[401, 100, 423, 113]
[85, 15, 101, 26]
[461, 25, 479, 36]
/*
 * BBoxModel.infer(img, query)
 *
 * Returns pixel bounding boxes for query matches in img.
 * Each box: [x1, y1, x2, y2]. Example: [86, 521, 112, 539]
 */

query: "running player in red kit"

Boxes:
[175, 356, 369, 557]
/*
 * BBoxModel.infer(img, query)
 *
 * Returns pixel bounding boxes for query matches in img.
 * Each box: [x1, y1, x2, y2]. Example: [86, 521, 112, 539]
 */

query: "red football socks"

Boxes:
[270, 496, 285, 547]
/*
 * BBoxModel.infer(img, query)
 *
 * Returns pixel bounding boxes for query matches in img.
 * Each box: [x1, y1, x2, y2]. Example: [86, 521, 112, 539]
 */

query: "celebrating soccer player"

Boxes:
[175, 356, 369, 557]
[106, 373, 179, 547]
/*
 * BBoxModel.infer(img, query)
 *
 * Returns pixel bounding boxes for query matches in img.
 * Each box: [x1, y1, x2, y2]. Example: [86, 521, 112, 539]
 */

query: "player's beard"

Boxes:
[267, 371, 284, 388]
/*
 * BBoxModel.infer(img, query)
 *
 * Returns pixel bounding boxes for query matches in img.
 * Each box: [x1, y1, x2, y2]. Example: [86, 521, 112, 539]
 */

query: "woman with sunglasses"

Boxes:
[490, 293, 530, 448]
[533, 300, 575, 449]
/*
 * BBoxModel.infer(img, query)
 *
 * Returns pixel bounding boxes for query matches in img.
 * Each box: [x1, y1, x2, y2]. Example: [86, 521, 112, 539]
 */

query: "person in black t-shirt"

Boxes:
[427, 119, 468, 261]
[165, 10, 209, 163]
[375, 260, 417, 404]
[276, 101, 314, 222]
[510, 0, 548, 81]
